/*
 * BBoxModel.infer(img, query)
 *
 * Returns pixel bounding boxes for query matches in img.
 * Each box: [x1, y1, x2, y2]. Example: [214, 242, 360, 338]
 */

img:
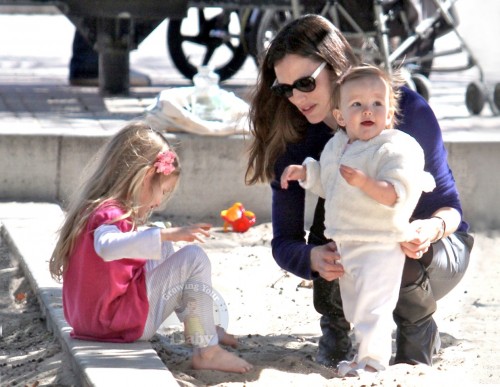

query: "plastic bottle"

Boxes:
[191, 66, 222, 121]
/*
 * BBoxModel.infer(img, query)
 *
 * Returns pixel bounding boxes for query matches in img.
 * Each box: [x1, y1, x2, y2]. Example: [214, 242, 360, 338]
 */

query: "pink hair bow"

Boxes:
[154, 150, 176, 175]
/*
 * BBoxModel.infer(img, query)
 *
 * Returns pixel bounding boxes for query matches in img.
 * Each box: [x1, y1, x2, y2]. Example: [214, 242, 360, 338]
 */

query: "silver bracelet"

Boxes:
[430, 216, 446, 243]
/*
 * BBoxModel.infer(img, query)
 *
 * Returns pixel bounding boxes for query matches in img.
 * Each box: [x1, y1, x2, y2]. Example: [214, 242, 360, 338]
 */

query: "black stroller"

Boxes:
[247, 0, 498, 115]
[167, 0, 499, 115]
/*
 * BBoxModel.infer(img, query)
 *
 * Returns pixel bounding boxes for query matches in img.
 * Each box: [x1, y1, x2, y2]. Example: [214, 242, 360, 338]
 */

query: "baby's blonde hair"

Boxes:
[49, 121, 180, 281]
[332, 63, 404, 128]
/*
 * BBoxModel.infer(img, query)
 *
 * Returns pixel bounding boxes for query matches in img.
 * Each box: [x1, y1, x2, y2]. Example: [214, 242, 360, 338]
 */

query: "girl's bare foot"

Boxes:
[192, 345, 253, 373]
[216, 326, 238, 348]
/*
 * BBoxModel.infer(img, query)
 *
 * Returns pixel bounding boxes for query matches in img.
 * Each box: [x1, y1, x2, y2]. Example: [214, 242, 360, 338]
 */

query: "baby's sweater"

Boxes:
[301, 129, 435, 243]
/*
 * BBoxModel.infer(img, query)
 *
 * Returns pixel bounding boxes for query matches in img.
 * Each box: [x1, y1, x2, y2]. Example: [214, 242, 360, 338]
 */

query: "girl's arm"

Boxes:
[94, 223, 212, 261]
[160, 223, 211, 243]
[94, 225, 162, 261]
[94, 223, 212, 262]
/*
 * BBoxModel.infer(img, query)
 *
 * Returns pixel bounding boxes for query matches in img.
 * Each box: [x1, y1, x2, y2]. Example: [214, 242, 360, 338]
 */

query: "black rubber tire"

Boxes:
[240, 8, 263, 67]
[493, 83, 500, 113]
[245, 9, 293, 67]
[167, 8, 248, 81]
[411, 73, 432, 101]
[465, 81, 486, 115]
[411, 38, 435, 78]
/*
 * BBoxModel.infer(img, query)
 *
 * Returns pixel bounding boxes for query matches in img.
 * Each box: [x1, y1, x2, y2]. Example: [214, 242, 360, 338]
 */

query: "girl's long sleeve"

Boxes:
[94, 224, 162, 261]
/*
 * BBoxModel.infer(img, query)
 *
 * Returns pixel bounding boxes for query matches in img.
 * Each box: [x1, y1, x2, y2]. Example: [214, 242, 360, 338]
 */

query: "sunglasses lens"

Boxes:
[271, 84, 293, 98]
[295, 77, 316, 92]
[271, 76, 316, 98]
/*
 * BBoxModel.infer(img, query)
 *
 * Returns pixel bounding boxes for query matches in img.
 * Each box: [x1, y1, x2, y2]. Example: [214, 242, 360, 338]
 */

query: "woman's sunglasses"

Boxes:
[271, 62, 327, 98]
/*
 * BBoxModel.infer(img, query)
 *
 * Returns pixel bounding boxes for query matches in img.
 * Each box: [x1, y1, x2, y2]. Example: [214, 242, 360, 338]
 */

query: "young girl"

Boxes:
[280, 64, 436, 375]
[49, 121, 252, 374]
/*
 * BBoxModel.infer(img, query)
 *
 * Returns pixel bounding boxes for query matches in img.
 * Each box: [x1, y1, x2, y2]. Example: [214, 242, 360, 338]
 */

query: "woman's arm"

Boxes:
[271, 181, 343, 280]
[270, 177, 315, 278]
[271, 124, 343, 280]
[401, 207, 461, 258]
[399, 87, 464, 220]
[398, 87, 467, 258]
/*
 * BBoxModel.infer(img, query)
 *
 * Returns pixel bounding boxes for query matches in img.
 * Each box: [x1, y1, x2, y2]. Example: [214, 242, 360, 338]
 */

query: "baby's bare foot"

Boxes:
[216, 326, 238, 348]
[338, 360, 380, 377]
[192, 345, 253, 373]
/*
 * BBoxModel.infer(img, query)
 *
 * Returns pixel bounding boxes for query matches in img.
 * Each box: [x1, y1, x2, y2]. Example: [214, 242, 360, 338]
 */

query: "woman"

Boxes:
[245, 14, 474, 369]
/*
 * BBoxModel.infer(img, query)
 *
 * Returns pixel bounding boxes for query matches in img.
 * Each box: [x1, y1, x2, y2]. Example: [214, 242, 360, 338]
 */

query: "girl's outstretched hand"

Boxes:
[161, 223, 212, 243]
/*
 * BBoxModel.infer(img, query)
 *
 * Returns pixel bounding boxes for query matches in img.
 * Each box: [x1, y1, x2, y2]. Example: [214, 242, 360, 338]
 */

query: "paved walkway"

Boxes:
[0, 8, 499, 138]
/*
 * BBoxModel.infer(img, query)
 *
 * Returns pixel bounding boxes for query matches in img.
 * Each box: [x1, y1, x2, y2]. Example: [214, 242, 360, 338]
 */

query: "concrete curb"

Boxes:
[0, 131, 274, 224]
[2, 128, 500, 230]
[0, 202, 179, 386]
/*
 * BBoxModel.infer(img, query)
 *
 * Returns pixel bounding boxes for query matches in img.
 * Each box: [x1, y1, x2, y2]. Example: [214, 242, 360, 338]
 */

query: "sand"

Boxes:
[1, 222, 499, 386]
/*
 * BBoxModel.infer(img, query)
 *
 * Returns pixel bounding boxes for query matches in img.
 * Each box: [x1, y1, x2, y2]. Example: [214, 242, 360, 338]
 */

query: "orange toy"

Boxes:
[220, 202, 256, 233]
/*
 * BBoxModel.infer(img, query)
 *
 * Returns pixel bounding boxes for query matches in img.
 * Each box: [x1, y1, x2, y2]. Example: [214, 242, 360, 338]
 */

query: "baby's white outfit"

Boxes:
[301, 129, 435, 370]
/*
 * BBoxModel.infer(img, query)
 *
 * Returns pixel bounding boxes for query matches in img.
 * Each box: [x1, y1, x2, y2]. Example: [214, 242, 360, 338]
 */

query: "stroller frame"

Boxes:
[311, 0, 498, 115]
[170, 0, 499, 114]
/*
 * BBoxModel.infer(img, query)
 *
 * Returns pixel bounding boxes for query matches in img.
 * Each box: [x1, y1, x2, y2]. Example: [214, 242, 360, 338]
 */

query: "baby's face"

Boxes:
[333, 75, 394, 143]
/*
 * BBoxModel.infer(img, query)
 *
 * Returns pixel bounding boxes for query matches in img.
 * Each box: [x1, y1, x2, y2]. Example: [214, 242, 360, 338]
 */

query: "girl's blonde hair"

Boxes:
[49, 121, 180, 281]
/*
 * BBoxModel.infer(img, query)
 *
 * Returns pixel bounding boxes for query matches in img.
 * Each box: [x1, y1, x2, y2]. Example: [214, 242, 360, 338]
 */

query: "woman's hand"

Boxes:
[402, 209, 460, 259]
[160, 223, 212, 243]
[310, 242, 344, 281]
[401, 218, 444, 259]
[401, 219, 431, 259]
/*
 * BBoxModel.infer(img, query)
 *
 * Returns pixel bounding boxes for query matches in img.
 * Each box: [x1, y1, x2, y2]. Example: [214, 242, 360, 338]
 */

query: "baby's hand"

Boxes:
[161, 223, 211, 243]
[339, 164, 367, 188]
[280, 165, 306, 189]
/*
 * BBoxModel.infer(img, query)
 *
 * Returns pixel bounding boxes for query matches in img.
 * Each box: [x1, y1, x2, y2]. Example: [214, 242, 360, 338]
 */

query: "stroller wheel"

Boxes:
[494, 83, 500, 113]
[465, 81, 486, 115]
[410, 74, 431, 102]
[166, 8, 248, 81]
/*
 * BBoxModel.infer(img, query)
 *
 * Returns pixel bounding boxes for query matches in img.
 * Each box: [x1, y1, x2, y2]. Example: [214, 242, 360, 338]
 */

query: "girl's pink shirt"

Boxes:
[62, 201, 148, 342]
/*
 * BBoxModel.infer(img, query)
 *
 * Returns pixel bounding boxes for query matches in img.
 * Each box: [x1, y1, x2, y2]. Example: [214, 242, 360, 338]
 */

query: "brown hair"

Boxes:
[49, 121, 180, 281]
[246, 14, 359, 185]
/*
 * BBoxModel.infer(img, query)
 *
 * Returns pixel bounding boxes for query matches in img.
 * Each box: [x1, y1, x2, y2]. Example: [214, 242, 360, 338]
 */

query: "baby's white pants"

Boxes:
[338, 241, 405, 370]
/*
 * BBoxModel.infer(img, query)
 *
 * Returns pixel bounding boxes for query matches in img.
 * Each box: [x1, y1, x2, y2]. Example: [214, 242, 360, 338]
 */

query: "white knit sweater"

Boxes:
[301, 129, 436, 243]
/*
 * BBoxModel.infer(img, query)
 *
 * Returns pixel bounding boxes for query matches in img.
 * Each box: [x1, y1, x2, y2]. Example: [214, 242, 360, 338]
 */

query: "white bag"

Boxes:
[144, 87, 250, 136]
